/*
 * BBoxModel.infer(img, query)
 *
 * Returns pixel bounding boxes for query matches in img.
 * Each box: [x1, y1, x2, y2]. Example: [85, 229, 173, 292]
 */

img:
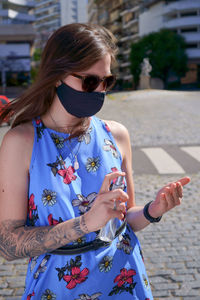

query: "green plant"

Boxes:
[130, 29, 188, 88]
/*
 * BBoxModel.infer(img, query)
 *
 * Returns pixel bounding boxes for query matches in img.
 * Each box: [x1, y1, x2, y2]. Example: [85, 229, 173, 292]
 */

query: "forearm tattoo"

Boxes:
[81, 214, 89, 234]
[0, 215, 90, 261]
[73, 217, 85, 236]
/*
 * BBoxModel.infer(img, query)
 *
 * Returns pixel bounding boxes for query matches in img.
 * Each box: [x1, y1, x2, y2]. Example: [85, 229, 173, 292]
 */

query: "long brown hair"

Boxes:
[0, 23, 117, 137]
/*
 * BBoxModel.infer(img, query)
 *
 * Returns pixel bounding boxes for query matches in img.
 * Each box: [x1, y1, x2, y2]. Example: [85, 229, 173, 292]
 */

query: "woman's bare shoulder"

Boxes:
[102, 119, 129, 141]
[2, 122, 34, 145]
[0, 122, 34, 169]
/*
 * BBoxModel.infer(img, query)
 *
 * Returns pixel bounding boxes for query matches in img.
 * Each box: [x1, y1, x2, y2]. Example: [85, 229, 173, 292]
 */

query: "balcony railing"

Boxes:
[36, 10, 59, 22]
[35, 4, 58, 15]
[123, 48, 131, 55]
[34, 18, 59, 29]
[35, 0, 55, 8]
[181, 32, 200, 43]
[165, 16, 200, 29]
[123, 18, 138, 29]
[120, 33, 139, 42]
[163, 1, 200, 16]
[120, 61, 130, 68]
[186, 48, 200, 59]
[120, 4, 140, 16]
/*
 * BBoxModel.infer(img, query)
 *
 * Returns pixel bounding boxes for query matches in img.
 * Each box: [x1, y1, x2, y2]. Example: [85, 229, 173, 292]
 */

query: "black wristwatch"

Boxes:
[143, 201, 162, 223]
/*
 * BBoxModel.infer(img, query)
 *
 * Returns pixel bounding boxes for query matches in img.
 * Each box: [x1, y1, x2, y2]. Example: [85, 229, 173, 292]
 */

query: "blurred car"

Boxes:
[0, 95, 11, 125]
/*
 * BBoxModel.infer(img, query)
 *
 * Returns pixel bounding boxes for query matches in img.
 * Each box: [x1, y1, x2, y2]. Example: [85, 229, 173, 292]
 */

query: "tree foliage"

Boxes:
[130, 29, 188, 88]
[31, 48, 42, 83]
[33, 48, 42, 62]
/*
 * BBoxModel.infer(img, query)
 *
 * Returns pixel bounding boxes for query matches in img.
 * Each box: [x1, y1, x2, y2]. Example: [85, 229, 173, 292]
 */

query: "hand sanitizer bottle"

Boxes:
[98, 176, 125, 242]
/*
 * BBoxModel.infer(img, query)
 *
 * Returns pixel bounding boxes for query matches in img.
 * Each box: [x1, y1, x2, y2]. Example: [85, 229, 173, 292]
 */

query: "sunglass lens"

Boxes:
[83, 76, 99, 92]
[104, 75, 116, 90]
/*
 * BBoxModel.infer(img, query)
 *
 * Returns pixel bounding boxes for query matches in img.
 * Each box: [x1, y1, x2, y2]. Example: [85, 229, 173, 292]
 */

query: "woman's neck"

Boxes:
[42, 96, 80, 133]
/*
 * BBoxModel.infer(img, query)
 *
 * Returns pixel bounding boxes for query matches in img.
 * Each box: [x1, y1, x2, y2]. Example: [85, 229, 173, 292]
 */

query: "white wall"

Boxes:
[60, 0, 72, 25]
[139, 1, 164, 37]
[77, 0, 88, 23]
[60, 0, 88, 25]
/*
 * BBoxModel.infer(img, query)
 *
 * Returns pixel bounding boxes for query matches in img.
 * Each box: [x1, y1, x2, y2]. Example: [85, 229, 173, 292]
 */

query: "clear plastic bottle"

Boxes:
[98, 176, 125, 242]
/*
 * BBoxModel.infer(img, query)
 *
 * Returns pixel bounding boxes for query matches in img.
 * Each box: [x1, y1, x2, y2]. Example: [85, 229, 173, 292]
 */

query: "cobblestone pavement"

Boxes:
[0, 90, 200, 299]
[99, 89, 200, 147]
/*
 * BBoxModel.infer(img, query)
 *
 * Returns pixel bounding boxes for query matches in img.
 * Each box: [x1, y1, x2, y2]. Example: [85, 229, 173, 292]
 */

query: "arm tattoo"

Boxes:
[81, 214, 89, 234]
[0, 215, 91, 261]
[73, 217, 85, 236]
[73, 215, 89, 236]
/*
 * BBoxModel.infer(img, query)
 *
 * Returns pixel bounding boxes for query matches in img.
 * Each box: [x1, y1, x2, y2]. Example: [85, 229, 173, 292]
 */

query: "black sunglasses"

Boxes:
[71, 73, 116, 92]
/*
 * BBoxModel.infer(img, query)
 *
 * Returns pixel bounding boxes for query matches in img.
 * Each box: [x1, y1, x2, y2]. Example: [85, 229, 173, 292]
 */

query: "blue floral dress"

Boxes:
[22, 116, 153, 300]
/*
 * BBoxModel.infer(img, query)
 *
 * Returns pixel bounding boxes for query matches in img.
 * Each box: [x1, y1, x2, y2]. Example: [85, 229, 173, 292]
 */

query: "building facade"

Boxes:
[88, 0, 143, 88]
[140, 0, 200, 86]
[89, 0, 200, 88]
[88, 0, 98, 24]
[34, 0, 88, 49]
[0, 0, 36, 87]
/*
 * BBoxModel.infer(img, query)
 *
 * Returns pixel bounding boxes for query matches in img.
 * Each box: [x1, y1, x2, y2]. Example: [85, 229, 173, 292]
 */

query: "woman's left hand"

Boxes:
[148, 177, 191, 218]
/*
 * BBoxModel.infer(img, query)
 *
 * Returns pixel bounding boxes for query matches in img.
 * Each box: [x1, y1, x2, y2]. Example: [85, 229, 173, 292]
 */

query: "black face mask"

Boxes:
[56, 82, 105, 118]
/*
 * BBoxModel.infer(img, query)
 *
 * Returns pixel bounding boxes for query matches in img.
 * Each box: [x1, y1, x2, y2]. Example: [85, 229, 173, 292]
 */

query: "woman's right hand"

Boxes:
[84, 171, 129, 232]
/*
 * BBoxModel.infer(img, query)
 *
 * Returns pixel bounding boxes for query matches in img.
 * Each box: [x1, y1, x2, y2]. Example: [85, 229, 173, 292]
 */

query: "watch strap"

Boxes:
[143, 201, 162, 223]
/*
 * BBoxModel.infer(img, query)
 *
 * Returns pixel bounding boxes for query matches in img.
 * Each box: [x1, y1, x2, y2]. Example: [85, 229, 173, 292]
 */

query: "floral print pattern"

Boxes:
[48, 214, 63, 226]
[104, 122, 111, 132]
[63, 267, 89, 289]
[56, 256, 89, 290]
[109, 268, 137, 296]
[99, 255, 113, 273]
[117, 234, 133, 255]
[73, 236, 86, 246]
[42, 189, 57, 206]
[75, 293, 102, 300]
[28, 194, 39, 226]
[78, 127, 92, 144]
[143, 274, 150, 290]
[102, 139, 119, 158]
[34, 255, 51, 279]
[36, 118, 46, 141]
[47, 155, 65, 177]
[41, 289, 56, 300]
[26, 291, 35, 300]
[72, 192, 97, 214]
[51, 133, 65, 149]
[47, 155, 77, 184]
[30, 256, 38, 272]
[58, 165, 77, 184]
[86, 157, 100, 172]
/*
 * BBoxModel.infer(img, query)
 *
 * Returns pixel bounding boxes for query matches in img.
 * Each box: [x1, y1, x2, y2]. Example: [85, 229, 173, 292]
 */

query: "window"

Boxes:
[181, 27, 198, 33]
[186, 43, 198, 49]
[181, 11, 198, 17]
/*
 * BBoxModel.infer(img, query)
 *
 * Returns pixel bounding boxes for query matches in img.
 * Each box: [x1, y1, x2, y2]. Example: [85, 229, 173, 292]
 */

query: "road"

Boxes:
[0, 89, 200, 299]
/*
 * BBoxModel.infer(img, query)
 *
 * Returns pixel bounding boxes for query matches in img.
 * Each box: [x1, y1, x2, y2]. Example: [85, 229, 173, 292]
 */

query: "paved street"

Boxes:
[0, 89, 200, 299]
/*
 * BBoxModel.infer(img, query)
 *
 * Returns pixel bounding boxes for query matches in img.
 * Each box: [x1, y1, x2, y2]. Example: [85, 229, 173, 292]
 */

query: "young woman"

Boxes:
[0, 23, 190, 299]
